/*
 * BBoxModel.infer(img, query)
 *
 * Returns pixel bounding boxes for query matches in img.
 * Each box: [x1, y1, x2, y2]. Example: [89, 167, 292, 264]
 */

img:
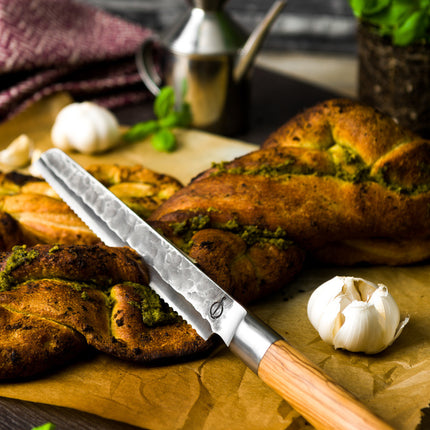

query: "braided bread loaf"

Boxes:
[0, 244, 211, 379]
[2, 99, 429, 378]
[0, 164, 182, 249]
[150, 99, 430, 286]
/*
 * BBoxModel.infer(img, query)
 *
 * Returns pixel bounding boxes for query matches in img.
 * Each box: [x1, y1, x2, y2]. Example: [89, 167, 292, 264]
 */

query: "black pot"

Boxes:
[358, 22, 430, 138]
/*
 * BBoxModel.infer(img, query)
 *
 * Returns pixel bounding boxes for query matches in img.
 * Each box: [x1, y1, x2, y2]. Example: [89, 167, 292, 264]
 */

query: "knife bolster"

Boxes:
[229, 313, 281, 373]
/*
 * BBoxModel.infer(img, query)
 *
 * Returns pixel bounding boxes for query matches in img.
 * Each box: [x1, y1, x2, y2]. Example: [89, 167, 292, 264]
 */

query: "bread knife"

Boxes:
[35, 149, 393, 430]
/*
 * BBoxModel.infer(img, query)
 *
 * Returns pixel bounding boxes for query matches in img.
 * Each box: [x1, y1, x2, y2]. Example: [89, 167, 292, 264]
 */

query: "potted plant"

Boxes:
[349, 0, 430, 137]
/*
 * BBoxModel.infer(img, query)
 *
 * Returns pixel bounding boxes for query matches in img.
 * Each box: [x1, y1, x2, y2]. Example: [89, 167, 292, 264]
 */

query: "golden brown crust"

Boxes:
[0, 243, 149, 286]
[150, 99, 430, 266]
[263, 98, 417, 164]
[0, 306, 87, 379]
[109, 284, 210, 362]
[1, 99, 428, 378]
[86, 164, 183, 219]
[0, 244, 213, 379]
[188, 229, 304, 304]
[0, 165, 183, 250]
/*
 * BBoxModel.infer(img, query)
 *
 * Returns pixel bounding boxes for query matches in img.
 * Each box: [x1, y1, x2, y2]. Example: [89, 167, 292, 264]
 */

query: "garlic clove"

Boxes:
[307, 276, 345, 328]
[369, 285, 409, 349]
[343, 276, 377, 302]
[316, 295, 347, 343]
[0, 134, 34, 168]
[369, 285, 400, 345]
[333, 300, 386, 354]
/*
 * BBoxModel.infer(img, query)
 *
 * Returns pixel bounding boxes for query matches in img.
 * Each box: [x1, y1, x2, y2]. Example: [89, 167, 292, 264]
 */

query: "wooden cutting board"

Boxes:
[0, 93, 429, 430]
[0, 92, 257, 184]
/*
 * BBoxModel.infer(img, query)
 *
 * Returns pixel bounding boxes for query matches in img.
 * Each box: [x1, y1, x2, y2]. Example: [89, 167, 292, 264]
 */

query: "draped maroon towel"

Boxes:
[0, 0, 153, 122]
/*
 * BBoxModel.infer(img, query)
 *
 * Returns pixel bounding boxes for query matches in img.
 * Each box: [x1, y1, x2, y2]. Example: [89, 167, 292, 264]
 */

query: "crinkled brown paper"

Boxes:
[0, 93, 428, 429]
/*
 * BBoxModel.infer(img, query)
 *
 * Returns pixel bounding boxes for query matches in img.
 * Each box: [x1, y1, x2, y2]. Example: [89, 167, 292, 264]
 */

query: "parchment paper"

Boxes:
[0, 94, 428, 429]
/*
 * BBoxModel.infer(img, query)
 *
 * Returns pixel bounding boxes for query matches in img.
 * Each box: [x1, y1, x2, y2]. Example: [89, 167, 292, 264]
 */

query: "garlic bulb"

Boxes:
[307, 276, 409, 354]
[51, 102, 120, 154]
[0, 134, 34, 168]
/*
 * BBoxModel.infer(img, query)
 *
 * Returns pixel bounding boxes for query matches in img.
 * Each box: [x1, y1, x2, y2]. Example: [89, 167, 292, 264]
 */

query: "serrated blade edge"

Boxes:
[35, 149, 247, 345]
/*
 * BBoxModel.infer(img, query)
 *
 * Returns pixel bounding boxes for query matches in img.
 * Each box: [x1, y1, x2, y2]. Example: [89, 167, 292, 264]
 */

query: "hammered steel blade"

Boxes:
[35, 149, 247, 344]
[35, 151, 389, 430]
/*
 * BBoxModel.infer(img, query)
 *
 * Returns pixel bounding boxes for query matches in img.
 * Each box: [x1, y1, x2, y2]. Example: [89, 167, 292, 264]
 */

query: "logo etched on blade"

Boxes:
[210, 296, 226, 319]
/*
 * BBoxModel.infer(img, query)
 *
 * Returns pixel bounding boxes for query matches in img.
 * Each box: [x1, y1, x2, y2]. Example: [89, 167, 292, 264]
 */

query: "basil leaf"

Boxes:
[124, 85, 190, 151]
[158, 103, 192, 129]
[154, 86, 175, 119]
[349, 0, 391, 17]
[368, 0, 417, 28]
[393, 10, 428, 44]
[151, 128, 177, 152]
[31, 423, 56, 430]
[123, 120, 159, 142]
[158, 112, 182, 128]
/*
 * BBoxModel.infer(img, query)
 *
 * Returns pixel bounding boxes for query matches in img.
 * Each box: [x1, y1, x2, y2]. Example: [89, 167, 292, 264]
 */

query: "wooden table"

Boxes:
[0, 66, 339, 430]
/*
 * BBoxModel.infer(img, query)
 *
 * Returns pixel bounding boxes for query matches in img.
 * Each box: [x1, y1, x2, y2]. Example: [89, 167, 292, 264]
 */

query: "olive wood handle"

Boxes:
[258, 340, 394, 430]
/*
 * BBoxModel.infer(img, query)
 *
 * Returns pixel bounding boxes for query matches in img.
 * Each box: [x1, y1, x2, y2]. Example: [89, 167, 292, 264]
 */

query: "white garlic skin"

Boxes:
[307, 276, 409, 354]
[0, 134, 34, 168]
[51, 102, 120, 154]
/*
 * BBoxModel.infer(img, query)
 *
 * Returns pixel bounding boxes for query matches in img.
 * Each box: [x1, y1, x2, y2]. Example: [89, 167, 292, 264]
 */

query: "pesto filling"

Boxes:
[0, 245, 39, 292]
[0, 245, 178, 328]
[169, 214, 294, 253]
[210, 159, 315, 178]
[211, 144, 430, 195]
[128, 282, 179, 327]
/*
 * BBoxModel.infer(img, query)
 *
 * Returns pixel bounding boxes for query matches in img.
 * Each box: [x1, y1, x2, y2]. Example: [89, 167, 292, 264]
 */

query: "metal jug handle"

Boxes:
[135, 37, 162, 96]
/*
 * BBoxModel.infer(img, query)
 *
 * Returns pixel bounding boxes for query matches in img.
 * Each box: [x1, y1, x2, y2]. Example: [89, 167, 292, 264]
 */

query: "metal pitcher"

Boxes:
[136, 0, 286, 136]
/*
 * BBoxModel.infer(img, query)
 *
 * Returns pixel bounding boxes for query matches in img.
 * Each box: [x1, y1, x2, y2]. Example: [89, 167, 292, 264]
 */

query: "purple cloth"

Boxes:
[0, 0, 153, 122]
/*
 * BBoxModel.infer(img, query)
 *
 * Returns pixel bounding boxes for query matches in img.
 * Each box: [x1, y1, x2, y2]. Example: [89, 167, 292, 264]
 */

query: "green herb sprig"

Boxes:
[349, 0, 430, 46]
[31, 423, 56, 430]
[123, 86, 192, 152]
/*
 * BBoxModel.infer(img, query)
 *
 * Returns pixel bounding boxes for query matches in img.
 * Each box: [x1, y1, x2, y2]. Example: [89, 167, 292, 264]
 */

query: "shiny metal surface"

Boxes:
[166, 6, 247, 55]
[36, 149, 282, 371]
[136, 0, 286, 136]
[163, 51, 250, 134]
[35, 149, 248, 346]
[230, 314, 281, 373]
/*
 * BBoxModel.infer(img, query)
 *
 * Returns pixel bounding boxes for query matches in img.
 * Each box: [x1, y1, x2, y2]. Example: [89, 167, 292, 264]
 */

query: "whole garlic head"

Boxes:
[51, 102, 120, 154]
[307, 276, 409, 354]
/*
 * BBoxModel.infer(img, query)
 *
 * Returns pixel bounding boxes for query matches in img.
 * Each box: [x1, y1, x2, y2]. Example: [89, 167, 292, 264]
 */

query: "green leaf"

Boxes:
[349, 0, 391, 17]
[350, 0, 430, 45]
[151, 128, 177, 152]
[367, 0, 417, 28]
[123, 85, 191, 151]
[393, 9, 428, 44]
[31, 423, 56, 430]
[122, 120, 159, 142]
[158, 112, 183, 128]
[158, 103, 192, 129]
[154, 86, 175, 119]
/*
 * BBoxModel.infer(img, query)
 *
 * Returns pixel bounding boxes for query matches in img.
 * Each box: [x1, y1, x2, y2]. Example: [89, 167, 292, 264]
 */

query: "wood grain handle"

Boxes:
[258, 340, 394, 430]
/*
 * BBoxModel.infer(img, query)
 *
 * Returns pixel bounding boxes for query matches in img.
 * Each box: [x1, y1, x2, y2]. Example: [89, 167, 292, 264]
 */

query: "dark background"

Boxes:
[80, 0, 358, 53]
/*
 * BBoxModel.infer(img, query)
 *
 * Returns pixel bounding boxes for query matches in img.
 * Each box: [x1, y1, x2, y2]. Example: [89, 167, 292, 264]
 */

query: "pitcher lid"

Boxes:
[163, 3, 247, 55]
